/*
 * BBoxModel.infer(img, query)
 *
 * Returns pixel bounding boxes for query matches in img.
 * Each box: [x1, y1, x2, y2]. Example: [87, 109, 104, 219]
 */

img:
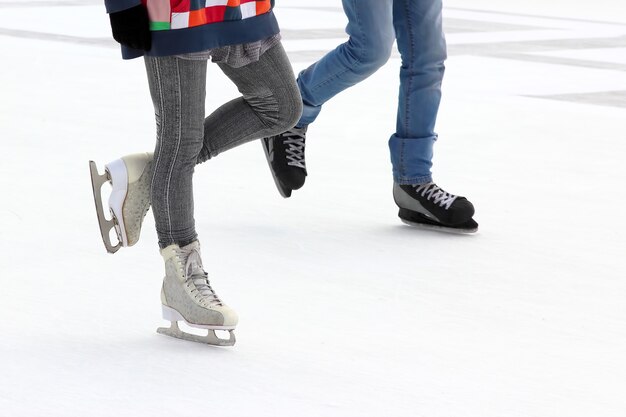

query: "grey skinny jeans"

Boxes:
[144, 43, 302, 248]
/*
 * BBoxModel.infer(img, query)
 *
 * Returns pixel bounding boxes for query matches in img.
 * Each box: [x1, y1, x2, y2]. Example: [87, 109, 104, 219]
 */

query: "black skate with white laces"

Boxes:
[262, 126, 307, 198]
[393, 182, 478, 233]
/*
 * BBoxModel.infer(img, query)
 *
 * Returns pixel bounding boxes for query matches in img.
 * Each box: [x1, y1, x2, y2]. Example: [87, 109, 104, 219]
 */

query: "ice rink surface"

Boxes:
[1, 1, 625, 416]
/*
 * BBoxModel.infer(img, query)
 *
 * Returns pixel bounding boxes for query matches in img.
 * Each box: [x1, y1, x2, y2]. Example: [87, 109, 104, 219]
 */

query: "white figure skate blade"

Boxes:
[157, 322, 236, 346]
[400, 219, 478, 234]
[89, 161, 122, 253]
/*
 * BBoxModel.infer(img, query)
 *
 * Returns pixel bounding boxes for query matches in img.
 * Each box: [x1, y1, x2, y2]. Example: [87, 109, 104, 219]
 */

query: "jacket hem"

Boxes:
[121, 12, 280, 60]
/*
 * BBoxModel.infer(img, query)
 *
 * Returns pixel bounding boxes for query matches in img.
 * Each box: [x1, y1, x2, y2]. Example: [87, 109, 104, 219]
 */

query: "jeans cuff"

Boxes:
[394, 175, 433, 185]
[297, 101, 321, 127]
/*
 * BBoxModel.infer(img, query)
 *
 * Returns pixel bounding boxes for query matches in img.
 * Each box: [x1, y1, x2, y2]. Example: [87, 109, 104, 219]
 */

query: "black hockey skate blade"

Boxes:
[89, 161, 122, 253]
[261, 138, 292, 198]
[157, 321, 236, 346]
[398, 208, 478, 234]
[400, 218, 478, 234]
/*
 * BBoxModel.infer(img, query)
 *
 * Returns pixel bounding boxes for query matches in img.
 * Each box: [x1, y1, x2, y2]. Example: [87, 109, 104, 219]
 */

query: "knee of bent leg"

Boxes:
[278, 87, 303, 131]
[348, 33, 394, 75]
[247, 84, 303, 133]
[264, 83, 303, 132]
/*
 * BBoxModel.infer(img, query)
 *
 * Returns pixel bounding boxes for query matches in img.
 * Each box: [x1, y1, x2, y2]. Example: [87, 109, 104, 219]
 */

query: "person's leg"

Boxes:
[389, 0, 477, 232]
[144, 56, 238, 344]
[196, 42, 302, 161]
[258, 1, 394, 198]
[389, 0, 447, 184]
[105, 44, 299, 250]
[144, 55, 207, 248]
[296, 0, 394, 126]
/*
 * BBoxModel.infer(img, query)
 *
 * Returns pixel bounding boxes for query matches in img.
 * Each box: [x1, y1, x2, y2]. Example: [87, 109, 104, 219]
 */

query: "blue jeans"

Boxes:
[296, 0, 446, 184]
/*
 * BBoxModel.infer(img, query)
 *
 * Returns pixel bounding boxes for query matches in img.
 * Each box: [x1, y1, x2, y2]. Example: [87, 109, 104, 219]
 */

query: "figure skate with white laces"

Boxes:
[157, 241, 238, 346]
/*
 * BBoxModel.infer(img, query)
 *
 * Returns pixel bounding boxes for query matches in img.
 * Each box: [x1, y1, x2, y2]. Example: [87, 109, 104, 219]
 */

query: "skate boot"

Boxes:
[393, 182, 478, 233]
[89, 152, 153, 253]
[262, 126, 307, 198]
[157, 241, 238, 346]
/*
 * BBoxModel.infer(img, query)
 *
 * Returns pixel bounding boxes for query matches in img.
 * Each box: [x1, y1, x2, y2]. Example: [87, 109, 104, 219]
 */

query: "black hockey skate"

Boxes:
[262, 126, 307, 198]
[393, 182, 478, 234]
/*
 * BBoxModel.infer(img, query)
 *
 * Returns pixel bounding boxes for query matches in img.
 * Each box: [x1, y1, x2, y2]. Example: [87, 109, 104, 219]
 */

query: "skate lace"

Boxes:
[183, 248, 223, 307]
[282, 128, 306, 169]
[414, 183, 458, 209]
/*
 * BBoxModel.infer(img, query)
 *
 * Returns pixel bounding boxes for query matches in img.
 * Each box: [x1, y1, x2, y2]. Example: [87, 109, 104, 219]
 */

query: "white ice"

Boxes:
[1, 1, 625, 416]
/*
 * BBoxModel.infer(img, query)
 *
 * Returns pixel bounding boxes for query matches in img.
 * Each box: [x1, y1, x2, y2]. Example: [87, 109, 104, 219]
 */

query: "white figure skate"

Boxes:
[89, 153, 153, 253]
[157, 241, 238, 346]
